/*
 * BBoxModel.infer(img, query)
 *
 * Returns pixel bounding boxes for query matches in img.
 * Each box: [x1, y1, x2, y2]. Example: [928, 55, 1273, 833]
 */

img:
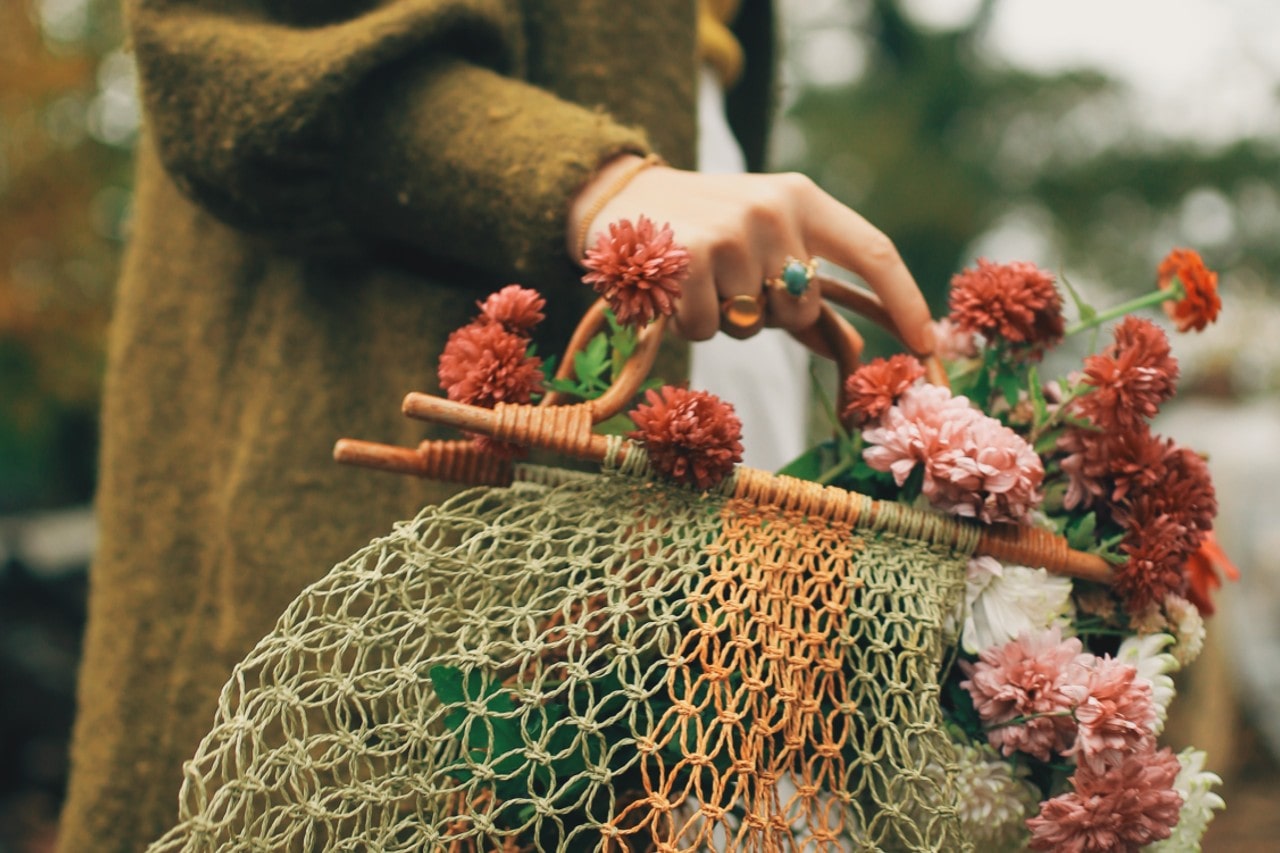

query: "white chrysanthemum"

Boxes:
[961, 556, 1075, 653]
[1117, 632, 1178, 735]
[952, 742, 1042, 852]
[1148, 748, 1225, 852]
[1164, 594, 1206, 666]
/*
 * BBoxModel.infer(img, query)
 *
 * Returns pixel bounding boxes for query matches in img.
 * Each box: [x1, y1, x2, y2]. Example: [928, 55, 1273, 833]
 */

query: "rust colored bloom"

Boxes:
[1158, 247, 1220, 332]
[477, 284, 546, 334]
[629, 385, 743, 490]
[841, 354, 926, 427]
[1115, 514, 1190, 616]
[1057, 423, 1167, 512]
[437, 320, 544, 408]
[948, 259, 1064, 358]
[582, 216, 690, 327]
[1183, 530, 1240, 617]
[1074, 317, 1179, 431]
[1027, 747, 1183, 852]
[1114, 444, 1217, 554]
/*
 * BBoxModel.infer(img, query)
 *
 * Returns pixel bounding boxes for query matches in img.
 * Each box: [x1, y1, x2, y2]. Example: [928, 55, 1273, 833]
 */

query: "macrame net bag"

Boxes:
[149, 276, 1109, 852]
[149, 440, 976, 853]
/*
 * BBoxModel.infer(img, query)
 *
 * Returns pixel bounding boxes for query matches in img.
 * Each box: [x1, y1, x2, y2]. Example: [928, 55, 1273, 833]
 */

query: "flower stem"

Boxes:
[1065, 286, 1178, 337]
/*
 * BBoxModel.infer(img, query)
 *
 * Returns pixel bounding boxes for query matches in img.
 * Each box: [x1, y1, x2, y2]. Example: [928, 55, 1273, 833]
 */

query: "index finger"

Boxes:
[799, 191, 935, 356]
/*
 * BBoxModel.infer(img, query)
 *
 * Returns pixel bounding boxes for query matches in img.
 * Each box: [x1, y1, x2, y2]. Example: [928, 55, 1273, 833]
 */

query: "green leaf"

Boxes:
[775, 442, 831, 481]
[996, 369, 1023, 408]
[1060, 271, 1097, 324]
[1065, 512, 1098, 551]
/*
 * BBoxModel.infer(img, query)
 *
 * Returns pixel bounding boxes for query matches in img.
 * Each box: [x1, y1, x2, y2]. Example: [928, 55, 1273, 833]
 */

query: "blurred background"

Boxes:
[1, 0, 1277, 849]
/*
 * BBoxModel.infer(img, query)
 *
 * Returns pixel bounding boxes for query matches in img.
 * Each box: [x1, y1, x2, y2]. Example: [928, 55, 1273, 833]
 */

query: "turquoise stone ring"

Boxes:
[769, 256, 817, 298]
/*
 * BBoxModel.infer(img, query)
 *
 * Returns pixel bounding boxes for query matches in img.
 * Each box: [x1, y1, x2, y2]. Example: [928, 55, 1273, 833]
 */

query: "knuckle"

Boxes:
[860, 229, 901, 269]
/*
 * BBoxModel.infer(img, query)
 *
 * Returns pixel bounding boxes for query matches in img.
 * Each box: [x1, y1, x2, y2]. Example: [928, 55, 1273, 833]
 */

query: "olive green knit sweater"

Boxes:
[58, 1, 773, 850]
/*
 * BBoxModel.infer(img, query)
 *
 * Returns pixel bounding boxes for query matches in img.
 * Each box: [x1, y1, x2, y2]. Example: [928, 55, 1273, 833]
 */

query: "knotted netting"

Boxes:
[150, 444, 976, 852]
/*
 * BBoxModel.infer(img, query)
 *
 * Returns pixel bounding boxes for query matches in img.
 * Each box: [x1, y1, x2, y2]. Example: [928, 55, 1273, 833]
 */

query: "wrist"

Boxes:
[566, 152, 662, 261]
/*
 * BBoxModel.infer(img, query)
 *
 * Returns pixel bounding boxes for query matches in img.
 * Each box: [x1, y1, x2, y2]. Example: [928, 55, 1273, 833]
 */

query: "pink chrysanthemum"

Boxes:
[931, 317, 980, 361]
[1074, 316, 1179, 431]
[948, 259, 1065, 359]
[477, 284, 546, 334]
[862, 384, 1044, 523]
[960, 628, 1092, 761]
[1063, 656, 1158, 774]
[582, 216, 690, 327]
[437, 320, 544, 408]
[1027, 747, 1184, 852]
[629, 385, 743, 490]
[1158, 247, 1221, 333]
[841, 354, 926, 427]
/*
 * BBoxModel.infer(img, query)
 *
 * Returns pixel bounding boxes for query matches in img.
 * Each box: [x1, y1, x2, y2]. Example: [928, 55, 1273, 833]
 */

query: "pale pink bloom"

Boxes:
[931, 317, 980, 361]
[960, 627, 1092, 761]
[862, 384, 1044, 523]
[1027, 746, 1184, 852]
[1064, 655, 1158, 774]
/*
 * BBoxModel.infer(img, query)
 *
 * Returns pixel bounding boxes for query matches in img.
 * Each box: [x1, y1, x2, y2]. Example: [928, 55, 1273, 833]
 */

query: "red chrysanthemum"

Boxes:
[582, 216, 690, 327]
[1074, 317, 1179, 431]
[477, 284, 546, 334]
[948, 259, 1065, 359]
[1114, 444, 1217, 550]
[1057, 423, 1167, 512]
[1158, 247, 1221, 333]
[841, 354, 926, 427]
[437, 320, 544, 408]
[1027, 747, 1183, 852]
[628, 385, 743, 490]
[1183, 530, 1240, 617]
[1115, 513, 1191, 616]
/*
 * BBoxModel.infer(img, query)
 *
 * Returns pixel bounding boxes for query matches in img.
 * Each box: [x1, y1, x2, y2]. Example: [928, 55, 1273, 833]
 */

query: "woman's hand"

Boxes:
[568, 155, 935, 355]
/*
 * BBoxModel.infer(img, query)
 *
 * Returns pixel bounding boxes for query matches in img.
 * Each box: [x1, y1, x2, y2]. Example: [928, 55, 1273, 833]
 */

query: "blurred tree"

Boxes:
[779, 0, 1280, 328]
[0, 0, 132, 512]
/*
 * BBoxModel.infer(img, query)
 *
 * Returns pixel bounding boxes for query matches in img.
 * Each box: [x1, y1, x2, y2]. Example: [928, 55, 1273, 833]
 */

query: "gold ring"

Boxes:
[720, 293, 766, 330]
[765, 256, 818, 298]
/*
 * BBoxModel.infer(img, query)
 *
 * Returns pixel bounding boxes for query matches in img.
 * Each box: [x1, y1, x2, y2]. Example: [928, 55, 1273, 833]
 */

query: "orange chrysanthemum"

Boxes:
[582, 216, 690, 327]
[841, 354, 926, 427]
[1183, 530, 1240, 617]
[1157, 248, 1220, 333]
[948, 259, 1064, 359]
[629, 385, 743, 490]
[477, 284, 546, 334]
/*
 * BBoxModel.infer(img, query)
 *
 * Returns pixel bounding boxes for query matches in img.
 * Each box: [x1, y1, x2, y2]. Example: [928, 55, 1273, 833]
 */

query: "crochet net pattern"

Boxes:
[150, 450, 975, 852]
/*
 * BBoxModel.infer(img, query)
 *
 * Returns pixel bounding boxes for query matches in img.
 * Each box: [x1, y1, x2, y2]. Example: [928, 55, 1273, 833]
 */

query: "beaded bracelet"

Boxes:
[574, 153, 664, 259]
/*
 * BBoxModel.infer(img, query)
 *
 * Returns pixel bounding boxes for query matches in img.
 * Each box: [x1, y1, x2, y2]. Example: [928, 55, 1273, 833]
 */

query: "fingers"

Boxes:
[794, 179, 935, 355]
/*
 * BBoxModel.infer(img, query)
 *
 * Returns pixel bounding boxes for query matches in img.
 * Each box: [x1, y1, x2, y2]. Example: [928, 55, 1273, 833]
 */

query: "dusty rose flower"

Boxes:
[1074, 316, 1179, 431]
[841, 354, 926, 427]
[863, 384, 1043, 523]
[1027, 747, 1184, 852]
[960, 627, 1091, 761]
[437, 320, 544, 408]
[629, 385, 743, 490]
[1158, 247, 1221, 332]
[1182, 531, 1239, 617]
[948, 259, 1064, 358]
[582, 216, 690, 327]
[931, 317, 980, 361]
[477, 284, 546, 334]
[1064, 656, 1158, 774]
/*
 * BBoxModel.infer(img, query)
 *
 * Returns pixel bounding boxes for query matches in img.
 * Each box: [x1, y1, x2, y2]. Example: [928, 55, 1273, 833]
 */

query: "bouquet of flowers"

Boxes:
[430, 222, 1236, 851]
[770, 248, 1236, 851]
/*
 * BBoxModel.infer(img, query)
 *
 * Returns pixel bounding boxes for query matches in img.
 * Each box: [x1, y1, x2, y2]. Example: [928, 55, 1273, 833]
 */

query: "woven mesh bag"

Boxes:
[149, 283, 1109, 852]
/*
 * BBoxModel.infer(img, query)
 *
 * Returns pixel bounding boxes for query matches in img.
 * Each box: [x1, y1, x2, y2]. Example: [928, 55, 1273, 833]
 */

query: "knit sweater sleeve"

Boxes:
[127, 0, 653, 278]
